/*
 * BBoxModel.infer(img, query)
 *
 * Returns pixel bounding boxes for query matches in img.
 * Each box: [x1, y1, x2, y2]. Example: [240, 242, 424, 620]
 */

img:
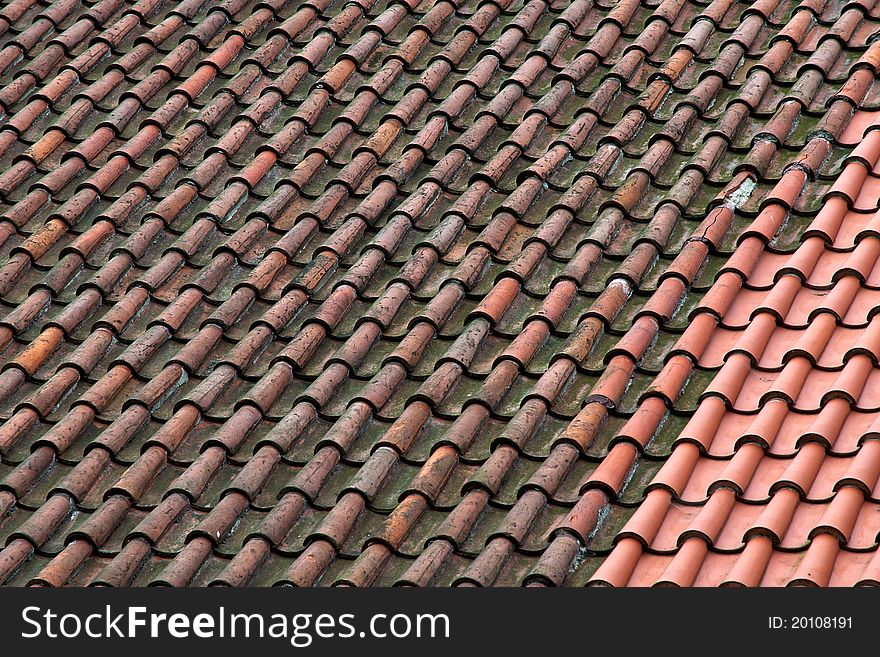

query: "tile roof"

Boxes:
[0, 0, 877, 587]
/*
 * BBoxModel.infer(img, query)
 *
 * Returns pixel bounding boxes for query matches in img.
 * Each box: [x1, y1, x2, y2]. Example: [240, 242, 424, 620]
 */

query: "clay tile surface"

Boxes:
[0, 0, 878, 589]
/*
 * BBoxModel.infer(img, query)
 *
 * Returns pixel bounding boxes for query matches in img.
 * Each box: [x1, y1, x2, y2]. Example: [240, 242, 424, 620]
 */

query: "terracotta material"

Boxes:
[0, 0, 877, 589]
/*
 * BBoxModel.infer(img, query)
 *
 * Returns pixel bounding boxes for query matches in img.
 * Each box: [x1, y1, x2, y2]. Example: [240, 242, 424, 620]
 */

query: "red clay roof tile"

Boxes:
[0, 0, 877, 588]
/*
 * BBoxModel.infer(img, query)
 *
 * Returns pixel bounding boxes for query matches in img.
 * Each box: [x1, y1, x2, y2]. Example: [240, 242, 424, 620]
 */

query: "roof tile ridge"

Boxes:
[81, 0, 501, 587]
[0, 0, 41, 38]
[0, 0, 172, 142]
[0, 0, 265, 245]
[516, 16, 783, 588]
[209, 0, 592, 588]
[358, 0, 744, 583]
[422, 0, 836, 588]
[789, 433, 880, 586]
[0, 0, 367, 587]
[524, 0, 876, 588]
[0, 0, 84, 81]
[0, 2, 346, 399]
[324, 0, 688, 584]
[77, 0, 536, 584]
[580, 5, 880, 583]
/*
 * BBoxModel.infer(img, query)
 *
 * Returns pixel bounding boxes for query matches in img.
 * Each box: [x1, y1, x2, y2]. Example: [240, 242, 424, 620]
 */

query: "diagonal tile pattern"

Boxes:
[590, 112, 880, 587]
[0, 0, 877, 587]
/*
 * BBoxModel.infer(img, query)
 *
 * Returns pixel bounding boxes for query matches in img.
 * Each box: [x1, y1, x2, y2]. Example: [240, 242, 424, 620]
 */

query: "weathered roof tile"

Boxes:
[0, 0, 878, 588]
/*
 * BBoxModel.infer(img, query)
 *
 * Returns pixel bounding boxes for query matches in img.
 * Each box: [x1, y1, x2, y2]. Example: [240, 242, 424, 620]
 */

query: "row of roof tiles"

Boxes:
[0, 0, 876, 587]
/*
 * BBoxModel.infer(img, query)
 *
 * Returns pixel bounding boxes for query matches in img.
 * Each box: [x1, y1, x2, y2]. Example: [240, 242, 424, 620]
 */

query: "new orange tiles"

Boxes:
[0, 0, 877, 587]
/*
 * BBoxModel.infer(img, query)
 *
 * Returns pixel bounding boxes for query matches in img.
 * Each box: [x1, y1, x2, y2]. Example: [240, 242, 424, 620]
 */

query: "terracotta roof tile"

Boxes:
[0, 0, 877, 588]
